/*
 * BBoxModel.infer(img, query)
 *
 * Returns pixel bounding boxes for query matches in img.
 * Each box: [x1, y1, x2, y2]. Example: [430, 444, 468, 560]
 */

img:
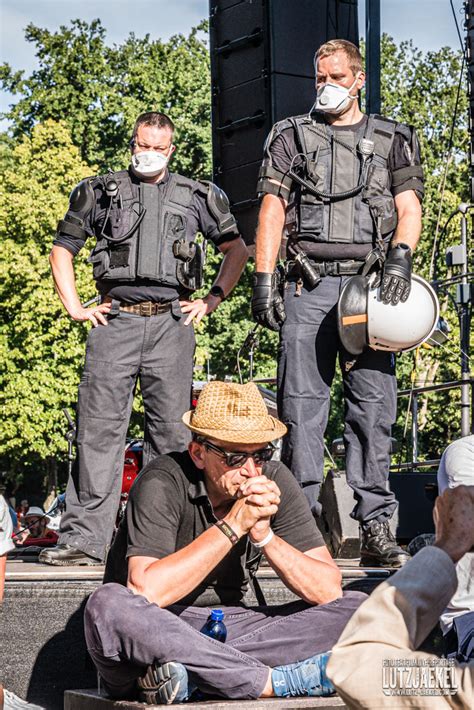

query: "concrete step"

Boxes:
[64, 689, 346, 709]
[2, 558, 391, 708]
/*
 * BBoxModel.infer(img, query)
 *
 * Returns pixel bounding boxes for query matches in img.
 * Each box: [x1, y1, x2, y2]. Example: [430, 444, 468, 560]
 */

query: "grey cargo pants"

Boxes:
[59, 305, 195, 561]
[278, 276, 398, 525]
[85, 583, 366, 700]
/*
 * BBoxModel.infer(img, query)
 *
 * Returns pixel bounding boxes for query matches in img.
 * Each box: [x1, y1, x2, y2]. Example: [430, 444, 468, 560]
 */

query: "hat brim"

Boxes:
[182, 410, 287, 444]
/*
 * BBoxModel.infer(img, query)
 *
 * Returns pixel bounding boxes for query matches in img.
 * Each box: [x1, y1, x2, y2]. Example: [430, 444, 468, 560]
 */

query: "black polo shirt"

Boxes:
[104, 451, 324, 607]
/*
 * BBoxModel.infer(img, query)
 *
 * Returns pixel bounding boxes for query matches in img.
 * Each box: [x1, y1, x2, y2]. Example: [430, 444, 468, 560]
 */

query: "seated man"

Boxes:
[85, 380, 366, 704]
[17, 506, 59, 547]
[327, 485, 474, 708]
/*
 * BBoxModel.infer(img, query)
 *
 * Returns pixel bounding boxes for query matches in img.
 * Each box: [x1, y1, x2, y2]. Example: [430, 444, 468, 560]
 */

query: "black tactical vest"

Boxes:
[88, 170, 204, 287]
[282, 114, 399, 252]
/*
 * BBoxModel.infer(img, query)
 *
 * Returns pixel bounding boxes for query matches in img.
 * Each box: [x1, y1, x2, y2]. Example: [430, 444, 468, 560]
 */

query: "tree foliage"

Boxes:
[1, 18, 212, 177]
[0, 120, 94, 488]
[0, 22, 470, 493]
[378, 35, 470, 459]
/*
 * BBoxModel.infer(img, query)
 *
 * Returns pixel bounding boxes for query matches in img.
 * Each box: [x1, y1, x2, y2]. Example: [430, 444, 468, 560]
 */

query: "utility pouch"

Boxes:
[173, 238, 204, 291]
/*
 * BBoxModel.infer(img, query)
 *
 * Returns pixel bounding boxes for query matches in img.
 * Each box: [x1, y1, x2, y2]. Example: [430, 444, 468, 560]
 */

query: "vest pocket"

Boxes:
[298, 163, 326, 236]
[88, 245, 110, 280]
[161, 212, 188, 283]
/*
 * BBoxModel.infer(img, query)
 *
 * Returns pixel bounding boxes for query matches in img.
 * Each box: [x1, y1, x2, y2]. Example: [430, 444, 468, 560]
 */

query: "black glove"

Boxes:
[381, 243, 412, 305]
[251, 271, 286, 331]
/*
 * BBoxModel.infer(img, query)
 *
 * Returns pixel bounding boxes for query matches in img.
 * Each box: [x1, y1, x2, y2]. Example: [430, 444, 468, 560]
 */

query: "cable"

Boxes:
[450, 0, 465, 52]
[429, 52, 466, 279]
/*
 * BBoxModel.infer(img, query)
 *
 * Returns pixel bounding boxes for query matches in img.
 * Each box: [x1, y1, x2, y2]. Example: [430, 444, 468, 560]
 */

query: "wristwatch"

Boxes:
[210, 285, 225, 301]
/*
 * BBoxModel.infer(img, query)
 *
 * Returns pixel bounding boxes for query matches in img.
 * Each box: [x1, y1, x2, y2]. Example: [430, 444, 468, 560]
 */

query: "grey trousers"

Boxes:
[60, 306, 195, 561]
[278, 276, 398, 525]
[84, 583, 367, 700]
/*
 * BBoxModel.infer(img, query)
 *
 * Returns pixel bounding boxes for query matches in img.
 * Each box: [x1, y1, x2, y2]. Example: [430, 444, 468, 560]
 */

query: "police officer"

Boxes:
[40, 112, 248, 566]
[252, 40, 424, 567]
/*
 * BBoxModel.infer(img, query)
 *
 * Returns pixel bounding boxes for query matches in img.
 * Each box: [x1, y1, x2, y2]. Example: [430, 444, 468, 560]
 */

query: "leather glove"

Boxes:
[381, 243, 412, 305]
[251, 272, 286, 331]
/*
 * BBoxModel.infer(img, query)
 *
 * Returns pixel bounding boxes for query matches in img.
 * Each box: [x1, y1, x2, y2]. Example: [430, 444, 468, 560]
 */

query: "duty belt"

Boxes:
[288, 259, 365, 279]
[313, 259, 365, 277]
[119, 301, 172, 316]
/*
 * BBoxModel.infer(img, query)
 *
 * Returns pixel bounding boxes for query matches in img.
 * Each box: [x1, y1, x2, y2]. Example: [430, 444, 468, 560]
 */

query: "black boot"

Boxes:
[360, 521, 410, 568]
[38, 544, 101, 566]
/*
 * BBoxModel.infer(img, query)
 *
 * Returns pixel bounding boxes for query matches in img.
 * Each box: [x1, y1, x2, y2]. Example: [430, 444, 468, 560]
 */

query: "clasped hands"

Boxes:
[227, 475, 281, 545]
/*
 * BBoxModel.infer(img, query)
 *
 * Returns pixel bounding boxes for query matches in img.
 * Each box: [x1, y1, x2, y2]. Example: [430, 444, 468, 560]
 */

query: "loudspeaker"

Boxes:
[210, 0, 359, 242]
[319, 469, 438, 558]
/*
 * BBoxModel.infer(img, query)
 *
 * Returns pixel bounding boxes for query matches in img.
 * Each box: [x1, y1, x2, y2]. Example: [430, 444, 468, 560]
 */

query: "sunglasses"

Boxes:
[197, 438, 275, 467]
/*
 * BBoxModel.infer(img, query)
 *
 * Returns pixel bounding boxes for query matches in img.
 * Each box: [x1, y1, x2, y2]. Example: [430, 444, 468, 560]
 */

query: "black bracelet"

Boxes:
[214, 519, 239, 545]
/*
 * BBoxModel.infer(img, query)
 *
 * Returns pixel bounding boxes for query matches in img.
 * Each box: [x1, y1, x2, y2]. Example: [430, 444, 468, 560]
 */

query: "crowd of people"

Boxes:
[1, 38, 473, 709]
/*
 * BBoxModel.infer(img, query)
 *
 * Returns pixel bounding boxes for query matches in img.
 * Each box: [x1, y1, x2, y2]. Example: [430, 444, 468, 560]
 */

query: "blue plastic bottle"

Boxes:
[201, 609, 227, 642]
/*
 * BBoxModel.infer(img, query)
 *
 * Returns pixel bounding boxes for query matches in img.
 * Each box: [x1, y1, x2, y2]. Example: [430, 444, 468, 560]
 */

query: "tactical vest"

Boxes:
[283, 114, 400, 250]
[88, 170, 204, 288]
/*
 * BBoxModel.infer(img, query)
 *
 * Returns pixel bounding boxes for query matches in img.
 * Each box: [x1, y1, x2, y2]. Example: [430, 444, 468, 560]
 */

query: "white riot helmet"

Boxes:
[338, 273, 440, 355]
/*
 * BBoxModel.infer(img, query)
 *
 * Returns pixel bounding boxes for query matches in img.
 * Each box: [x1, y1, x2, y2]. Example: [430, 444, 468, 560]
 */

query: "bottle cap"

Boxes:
[210, 609, 224, 621]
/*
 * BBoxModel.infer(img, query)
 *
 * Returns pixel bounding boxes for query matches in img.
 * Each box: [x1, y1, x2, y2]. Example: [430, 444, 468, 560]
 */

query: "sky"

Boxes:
[0, 0, 466, 119]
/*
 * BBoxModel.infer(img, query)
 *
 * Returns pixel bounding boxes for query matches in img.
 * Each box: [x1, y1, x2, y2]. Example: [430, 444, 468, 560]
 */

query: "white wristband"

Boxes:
[252, 529, 274, 548]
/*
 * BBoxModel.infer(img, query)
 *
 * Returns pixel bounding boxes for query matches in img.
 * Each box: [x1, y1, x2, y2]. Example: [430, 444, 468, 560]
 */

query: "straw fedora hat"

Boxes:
[182, 381, 287, 444]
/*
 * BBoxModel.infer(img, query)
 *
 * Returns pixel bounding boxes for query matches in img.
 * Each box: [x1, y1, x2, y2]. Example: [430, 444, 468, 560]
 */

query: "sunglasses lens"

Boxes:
[227, 453, 248, 467]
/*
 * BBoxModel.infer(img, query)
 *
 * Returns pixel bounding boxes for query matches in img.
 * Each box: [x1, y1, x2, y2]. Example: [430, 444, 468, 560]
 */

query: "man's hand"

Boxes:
[70, 302, 111, 327]
[179, 294, 221, 326]
[238, 476, 281, 544]
[251, 272, 286, 331]
[433, 486, 474, 563]
[380, 243, 412, 306]
[225, 476, 280, 538]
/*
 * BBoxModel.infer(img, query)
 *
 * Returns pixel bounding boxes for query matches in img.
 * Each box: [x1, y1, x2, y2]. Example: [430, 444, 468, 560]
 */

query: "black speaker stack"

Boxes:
[210, 0, 359, 243]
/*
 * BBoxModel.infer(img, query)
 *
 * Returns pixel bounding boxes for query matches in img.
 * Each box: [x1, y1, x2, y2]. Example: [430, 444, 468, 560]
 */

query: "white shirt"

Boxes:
[0, 494, 15, 556]
[437, 435, 474, 633]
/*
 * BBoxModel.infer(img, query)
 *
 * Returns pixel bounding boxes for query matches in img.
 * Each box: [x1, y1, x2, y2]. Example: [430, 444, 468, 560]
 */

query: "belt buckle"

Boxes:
[140, 302, 153, 317]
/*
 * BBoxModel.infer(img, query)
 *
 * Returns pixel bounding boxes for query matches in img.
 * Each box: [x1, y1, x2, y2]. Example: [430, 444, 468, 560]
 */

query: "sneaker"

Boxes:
[360, 520, 410, 568]
[271, 651, 334, 697]
[3, 689, 45, 709]
[137, 661, 190, 705]
[38, 544, 101, 566]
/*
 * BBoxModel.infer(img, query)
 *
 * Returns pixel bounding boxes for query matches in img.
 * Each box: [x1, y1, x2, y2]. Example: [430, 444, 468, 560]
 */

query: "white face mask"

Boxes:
[131, 149, 170, 178]
[313, 74, 359, 115]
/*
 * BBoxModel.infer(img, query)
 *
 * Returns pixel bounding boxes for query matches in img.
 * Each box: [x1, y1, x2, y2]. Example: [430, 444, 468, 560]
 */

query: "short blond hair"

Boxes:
[315, 39, 363, 76]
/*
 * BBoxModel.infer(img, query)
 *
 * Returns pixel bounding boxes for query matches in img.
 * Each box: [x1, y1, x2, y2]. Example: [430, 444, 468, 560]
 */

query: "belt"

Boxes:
[119, 301, 172, 316]
[313, 259, 365, 277]
[287, 259, 365, 280]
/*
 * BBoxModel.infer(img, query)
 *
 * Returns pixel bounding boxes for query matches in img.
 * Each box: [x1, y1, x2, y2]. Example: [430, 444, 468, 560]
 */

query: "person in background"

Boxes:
[17, 507, 59, 548]
[252, 39, 423, 567]
[41, 111, 248, 567]
[0, 486, 15, 603]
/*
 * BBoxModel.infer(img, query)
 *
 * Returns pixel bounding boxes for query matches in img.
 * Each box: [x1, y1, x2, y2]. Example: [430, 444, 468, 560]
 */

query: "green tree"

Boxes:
[378, 35, 469, 460]
[0, 24, 470, 492]
[0, 120, 95, 492]
[1, 19, 211, 177]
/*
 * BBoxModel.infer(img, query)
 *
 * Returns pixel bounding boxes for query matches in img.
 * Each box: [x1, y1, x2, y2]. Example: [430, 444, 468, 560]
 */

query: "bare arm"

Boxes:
[262, 539, 342, 605]
[180, 236, 248, 325]
[127, 488, 278, 607]
[255, 194, 287, 272]
[49, 245, 110, 326]
[392, 190, 422, 252]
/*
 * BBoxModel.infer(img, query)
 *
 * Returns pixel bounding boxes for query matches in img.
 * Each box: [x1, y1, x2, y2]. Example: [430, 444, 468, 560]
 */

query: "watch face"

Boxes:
[211, 286, 224, 299]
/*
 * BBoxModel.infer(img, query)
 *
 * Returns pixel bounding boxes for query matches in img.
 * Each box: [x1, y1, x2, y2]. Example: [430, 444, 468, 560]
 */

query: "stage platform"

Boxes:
[2, 558, 392, 709]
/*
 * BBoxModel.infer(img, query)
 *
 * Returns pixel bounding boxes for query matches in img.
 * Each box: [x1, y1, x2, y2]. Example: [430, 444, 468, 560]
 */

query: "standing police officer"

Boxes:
[41, 112, 248, 566]
[252, 41, 424, 567]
